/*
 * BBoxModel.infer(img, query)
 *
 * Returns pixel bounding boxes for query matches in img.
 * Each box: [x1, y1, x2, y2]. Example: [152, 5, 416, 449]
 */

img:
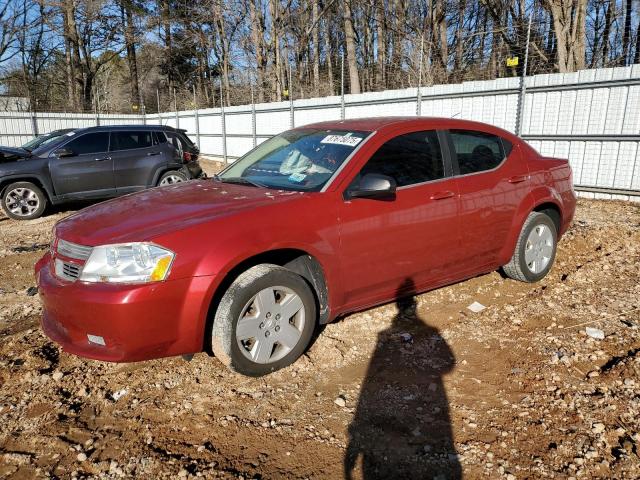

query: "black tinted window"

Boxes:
[450, 130, 505, 175]
[154, 131, 167, 144]
[64, 132, 109, 155]
[111, 131, 153, 151]
[360, 130, 444, 187]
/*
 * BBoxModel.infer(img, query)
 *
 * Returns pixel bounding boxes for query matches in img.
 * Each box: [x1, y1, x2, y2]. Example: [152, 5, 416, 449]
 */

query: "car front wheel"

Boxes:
[503, 211, 557, 282]
[1, 181, 47, 220]
[211, 264, 316, 376]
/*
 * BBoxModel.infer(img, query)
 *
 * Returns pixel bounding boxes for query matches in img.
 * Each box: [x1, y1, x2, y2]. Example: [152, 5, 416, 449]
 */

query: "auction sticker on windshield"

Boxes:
[320, 134, 363, 147]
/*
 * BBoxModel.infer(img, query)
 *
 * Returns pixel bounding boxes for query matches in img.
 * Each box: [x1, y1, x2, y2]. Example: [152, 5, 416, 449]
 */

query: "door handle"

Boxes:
[429, 190, 455, 200]
[94, 156, 111, 162]
[147, 151, 161, 156]
[508, 175, 528, 183]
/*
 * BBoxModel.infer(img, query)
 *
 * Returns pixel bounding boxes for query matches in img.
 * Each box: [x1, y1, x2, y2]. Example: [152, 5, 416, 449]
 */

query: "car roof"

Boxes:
[300, 116, 519, 140]
[69, 124, 183, 134]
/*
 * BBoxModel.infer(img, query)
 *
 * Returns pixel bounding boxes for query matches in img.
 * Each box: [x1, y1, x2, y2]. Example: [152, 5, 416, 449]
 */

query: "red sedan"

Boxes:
[35, 117, 576, 376]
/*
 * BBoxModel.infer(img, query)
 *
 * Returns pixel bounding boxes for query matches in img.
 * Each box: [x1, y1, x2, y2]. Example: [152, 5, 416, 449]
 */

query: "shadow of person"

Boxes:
[345, 278, 461, 479]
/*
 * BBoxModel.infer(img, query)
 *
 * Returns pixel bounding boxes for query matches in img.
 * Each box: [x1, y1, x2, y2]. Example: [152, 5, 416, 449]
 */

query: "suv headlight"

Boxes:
[79, 243, 174, 284]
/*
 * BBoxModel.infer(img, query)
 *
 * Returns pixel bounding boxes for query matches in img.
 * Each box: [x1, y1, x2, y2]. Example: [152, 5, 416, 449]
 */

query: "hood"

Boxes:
[55, 180, 306, 246]
[0, 146, 30, 162]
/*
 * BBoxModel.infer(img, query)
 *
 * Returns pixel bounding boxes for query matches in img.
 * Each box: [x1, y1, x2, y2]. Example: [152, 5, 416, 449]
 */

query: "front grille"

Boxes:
[57, 239, 92, 260]
[62, 261, 81, 279]
[54, 258, 82, 281]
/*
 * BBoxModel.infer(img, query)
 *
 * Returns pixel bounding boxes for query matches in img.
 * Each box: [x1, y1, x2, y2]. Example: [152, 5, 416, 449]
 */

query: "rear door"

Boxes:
[110, 130, 166, 193]
[338, 129, 461, 308]
[446, 129, 530, 271]
[49, 131, 114, 198]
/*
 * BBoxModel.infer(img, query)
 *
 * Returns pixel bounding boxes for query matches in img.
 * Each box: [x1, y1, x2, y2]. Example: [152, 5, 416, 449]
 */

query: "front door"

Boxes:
[49, 131, 115, 198]
[338, 130, 460, 308]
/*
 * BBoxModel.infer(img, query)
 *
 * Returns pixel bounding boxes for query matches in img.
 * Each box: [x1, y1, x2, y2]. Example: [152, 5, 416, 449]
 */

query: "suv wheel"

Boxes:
[158, 170, 188, 186]
[211, 264, 316, 376]
[1, 182, 47, 220]
[503, 211, 557, 282]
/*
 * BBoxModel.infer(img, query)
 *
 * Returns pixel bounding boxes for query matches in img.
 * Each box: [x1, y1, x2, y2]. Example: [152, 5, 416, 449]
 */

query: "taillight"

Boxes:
[183, 151, 192, 162]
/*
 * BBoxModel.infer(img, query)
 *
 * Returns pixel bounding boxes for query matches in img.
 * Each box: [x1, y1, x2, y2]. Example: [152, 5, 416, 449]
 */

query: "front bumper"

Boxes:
[35, 253, 214, 362]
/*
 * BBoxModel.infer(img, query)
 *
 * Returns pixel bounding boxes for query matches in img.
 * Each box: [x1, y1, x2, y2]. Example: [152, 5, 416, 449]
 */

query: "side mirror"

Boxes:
[54, 147, 74, 158]
[346, 173, 397, 200]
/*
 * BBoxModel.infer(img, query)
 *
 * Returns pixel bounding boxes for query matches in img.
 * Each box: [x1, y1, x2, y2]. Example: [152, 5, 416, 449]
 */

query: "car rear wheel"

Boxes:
[158, 170, 188, 186]
[503, 211, 557, 282]
[211, 264, 316, 376]
[1, 182, 47, 220]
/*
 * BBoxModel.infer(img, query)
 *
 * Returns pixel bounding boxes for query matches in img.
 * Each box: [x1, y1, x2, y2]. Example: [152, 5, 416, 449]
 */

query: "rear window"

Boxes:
[111, 131, 153, 151]
[449, 130, 506, 175]
[166, 131, 196, 151]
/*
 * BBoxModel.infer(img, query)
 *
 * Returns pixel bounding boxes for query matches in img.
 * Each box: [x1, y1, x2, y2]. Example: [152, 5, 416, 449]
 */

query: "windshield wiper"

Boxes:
[218, 176, 268, 188]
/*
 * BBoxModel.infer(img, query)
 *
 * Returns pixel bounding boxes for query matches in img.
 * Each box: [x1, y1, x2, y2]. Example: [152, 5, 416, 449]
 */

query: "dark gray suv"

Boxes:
[0, 125, 202, 220]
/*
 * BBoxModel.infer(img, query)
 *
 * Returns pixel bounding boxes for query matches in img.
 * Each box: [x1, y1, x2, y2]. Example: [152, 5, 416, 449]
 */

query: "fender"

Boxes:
[497, 185, 563, 266]
[0, 172, 58, 203]
[190, 239, 337, 352]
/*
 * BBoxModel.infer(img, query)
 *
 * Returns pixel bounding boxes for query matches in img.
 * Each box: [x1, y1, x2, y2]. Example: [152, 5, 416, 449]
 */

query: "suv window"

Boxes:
[359, 130, 444, 187]
[111, 131, 153, 151]
[449, 130, 506, 175]
[63, 132, 109, 155]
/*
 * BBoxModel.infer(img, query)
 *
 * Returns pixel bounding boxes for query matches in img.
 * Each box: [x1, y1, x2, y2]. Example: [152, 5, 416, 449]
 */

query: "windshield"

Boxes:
[21, 132, 66, 151]
[219, 128, 370, 191]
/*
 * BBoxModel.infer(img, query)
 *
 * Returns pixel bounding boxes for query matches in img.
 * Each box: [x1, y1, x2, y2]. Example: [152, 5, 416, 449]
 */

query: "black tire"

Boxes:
[503, 212, 557, 282]
[211, 264, 317, 377]
[1, 181, 47, 220]
[157, 170, 188, 186]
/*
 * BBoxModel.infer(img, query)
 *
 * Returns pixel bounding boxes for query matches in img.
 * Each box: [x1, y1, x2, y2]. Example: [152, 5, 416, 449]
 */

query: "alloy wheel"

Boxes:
[5, 187, 40, 217]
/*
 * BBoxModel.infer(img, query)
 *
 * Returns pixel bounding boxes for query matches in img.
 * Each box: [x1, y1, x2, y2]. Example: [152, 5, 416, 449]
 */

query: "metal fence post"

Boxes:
[193, 85, 200, 149]
[30, 111, 38, 136]
[416, 35, 424, 116]
[174, 88, 180, 129]
[289, 65, 294, 128]
[220, 82, 228, 164]
[340, 53, 345, 120]
[94, 96, 101, 126]
[251, 86, 257, 148]
[515, 13, 532, 136]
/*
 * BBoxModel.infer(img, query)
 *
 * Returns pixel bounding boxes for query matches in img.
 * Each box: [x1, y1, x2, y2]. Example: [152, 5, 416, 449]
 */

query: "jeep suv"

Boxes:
[1, 125, 202, 220]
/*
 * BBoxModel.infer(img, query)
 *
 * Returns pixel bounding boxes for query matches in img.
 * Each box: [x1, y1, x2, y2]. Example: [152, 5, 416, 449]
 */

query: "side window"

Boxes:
[359, 130, 444, 187]
[449, 130, 506, 175]
[63, 132, 109, 155]
[111, 131, 153, 151]
[154, 131, 168, 144]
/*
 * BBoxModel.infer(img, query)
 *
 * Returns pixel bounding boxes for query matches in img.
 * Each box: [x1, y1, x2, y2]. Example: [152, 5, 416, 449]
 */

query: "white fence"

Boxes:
[0, 112, 145, 147]
[1, 65, 639, 198]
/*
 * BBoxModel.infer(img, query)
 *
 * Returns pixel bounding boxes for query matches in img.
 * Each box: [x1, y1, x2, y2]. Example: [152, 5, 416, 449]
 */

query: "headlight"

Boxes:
[79, 243, 175, 284]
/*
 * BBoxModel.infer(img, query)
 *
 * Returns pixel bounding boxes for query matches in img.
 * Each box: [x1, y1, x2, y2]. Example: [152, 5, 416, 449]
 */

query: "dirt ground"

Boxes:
[0, 164, 639, 479]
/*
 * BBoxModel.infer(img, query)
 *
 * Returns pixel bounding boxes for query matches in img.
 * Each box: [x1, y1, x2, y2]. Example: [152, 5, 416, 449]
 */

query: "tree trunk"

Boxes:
[121, 1, 140, 109]
[375, 0, 385, 88]
[269, 0, 282, 101]
[324, 16, 334, 96]
[312, 0, 320, 97]
[249, 0, 266, 102]
[544, 0, 587, 73]
[343, 0, 360, 94]
[622, 0, 633, 66]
